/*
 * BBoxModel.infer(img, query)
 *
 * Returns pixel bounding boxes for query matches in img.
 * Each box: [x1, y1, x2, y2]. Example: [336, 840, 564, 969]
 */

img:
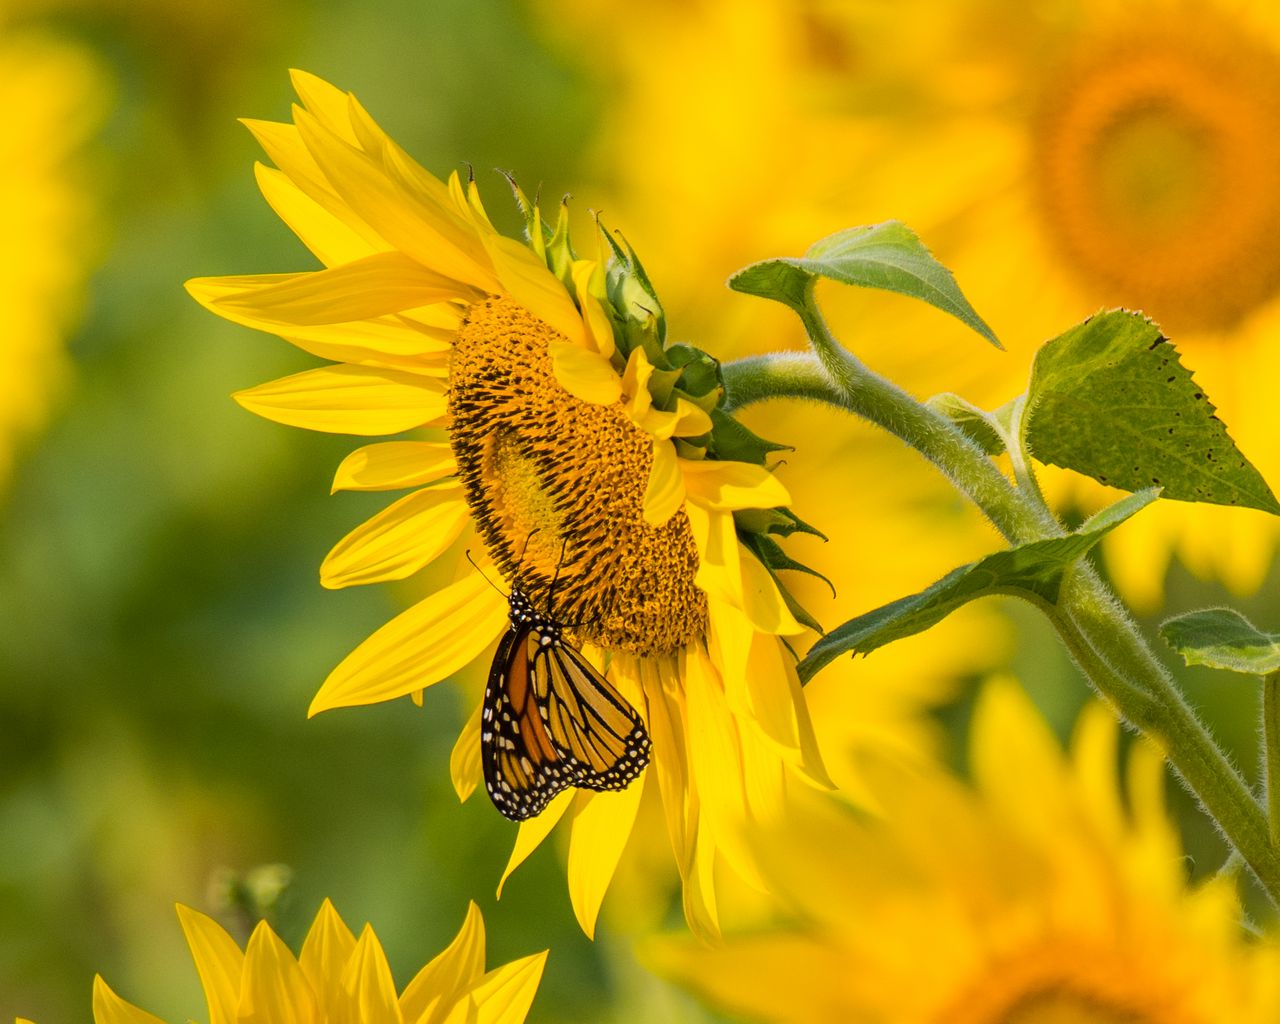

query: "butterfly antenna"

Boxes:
[546, 537, 571, 618]
[464, 549, 508, 598]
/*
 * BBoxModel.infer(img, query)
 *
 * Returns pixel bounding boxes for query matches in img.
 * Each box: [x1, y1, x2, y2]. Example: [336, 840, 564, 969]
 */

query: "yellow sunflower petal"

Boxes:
[637, 655, 693, 868]
[91, 977, 168, 1024]
[176, 904, 245, 1024]
[309, 573, 507, 715]
[478, 230, 585, 347]
[320, 483, 469, 589]
[684, 502, 744, 610]
[680, 458, 791, 511]
[1070, 701, 1126, 847]
[745, 631, 833, 789]
[400, 903, 486, 1024]
[683, 644, 762, 889]
[288, 68, 359, 144]
[293, 107, 499, 294]
[497, 790, 574, 896]
[243, 116, 379, 248]
[254, 162, 376, 268]
[569, 260, 615, 359]
[206, 253, 476, 326]
[187, 275, 451, 362]
[337, 926, 401, 1024]
[682, 816, 722, 942]
[547, 339, 623, 404]
[450, 701, 483, 803]
[298, 899, 358, 1016]
[737, 541, 803, 636]
[621, 347, 655, 421]
[465, 952, 548, 1024]
[566, 782, 646, 938]
[641, 397, 713, 441]
[642, 439, 685, 525]
[238, 921, 318, 1024]
[331, 441, 457, 493]
[233, 366, 446, 435]
[970, 677, 1069, 846]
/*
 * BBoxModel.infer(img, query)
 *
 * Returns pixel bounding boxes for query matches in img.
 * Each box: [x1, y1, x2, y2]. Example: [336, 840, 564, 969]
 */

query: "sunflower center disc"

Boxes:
[448, 297, 707, 656]
[1032, 15, 1280, 332]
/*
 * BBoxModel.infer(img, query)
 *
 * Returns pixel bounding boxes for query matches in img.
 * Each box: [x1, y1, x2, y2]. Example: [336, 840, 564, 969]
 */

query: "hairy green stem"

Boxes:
[1266, 672, 1280, 847]
[726, 284, 1280, 904]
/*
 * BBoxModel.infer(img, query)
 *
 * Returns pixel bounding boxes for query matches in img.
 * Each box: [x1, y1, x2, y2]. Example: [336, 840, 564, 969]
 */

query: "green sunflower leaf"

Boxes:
[728, 220, 1001, 348]
[1160, 608, 1280, 676]
[1025, 309, 1280, 514]
[798, 489, 1157, 682]
[925, 392, 1006, 455]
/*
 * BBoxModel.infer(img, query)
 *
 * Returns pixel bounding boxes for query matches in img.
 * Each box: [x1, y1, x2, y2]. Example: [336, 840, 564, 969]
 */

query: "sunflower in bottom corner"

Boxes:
[186, 70, 832, 938]
[25, 900, 544, 1024]
[644, 678, 1280, 1024]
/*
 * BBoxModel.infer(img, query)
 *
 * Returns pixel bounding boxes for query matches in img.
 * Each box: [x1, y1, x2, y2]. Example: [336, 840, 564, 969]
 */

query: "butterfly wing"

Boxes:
[531, 640, 650, 792]
[481, 624, 573, 821]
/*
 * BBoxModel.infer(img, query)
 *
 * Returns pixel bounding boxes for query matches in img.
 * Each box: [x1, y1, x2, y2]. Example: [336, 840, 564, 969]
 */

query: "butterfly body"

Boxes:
[482, 586, 650, 821]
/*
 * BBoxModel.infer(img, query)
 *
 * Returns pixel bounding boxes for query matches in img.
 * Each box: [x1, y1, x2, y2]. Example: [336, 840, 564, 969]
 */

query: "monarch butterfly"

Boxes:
[481, 580, 651, 821]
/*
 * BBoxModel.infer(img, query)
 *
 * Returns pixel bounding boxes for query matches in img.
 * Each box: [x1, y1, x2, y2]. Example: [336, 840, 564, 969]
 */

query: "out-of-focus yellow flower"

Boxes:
[189, 70, 833, 938]
[52, 900, 545, 1024]
[647, 678, 1280, 1023]
[0, 26, 103, 485]
[539, 0, 1280, 608]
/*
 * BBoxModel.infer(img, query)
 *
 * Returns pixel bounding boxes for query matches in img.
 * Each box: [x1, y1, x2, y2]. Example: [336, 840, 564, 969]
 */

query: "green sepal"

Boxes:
[740, 534, 825, 635]
[728, 220, 1001, 348]
[925, 392, 1006, 456]
[798, 489, 1157, 682]
[1160, 608, 1280, 676]
[506, 176, 577, 291]
[601, 225, 667, 352]
[665, 344, 722, 402]
[1025, 309, 1280, 514]
[740, 531, 835, 597]
[708, 409, 791, 465]
[735, 505, 828, 541]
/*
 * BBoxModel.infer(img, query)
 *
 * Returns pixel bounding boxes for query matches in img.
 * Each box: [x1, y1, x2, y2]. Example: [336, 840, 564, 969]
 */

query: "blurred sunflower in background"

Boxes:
[647, 679, 1280, 1023]
[190, 70, 840, 940]
[538, 0, 1280, 608]
[35, 900, 546, 1024]
[0, 22, 103, 487]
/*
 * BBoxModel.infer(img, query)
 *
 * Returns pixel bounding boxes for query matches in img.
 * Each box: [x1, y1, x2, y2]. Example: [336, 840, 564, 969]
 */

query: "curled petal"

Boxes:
[642, 440, 686, 525]
[547, 340, 623, 404]
[681, 459, 791, 511]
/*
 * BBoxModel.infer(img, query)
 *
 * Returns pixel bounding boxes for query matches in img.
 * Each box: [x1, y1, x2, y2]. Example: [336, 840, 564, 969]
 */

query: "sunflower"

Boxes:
[187, 71, 831, 938]
[646, 678, 1280, 1023]
[0, 25, 103, 486]
[44, 900, 545, 1024]
[537, 0, 1280, 608]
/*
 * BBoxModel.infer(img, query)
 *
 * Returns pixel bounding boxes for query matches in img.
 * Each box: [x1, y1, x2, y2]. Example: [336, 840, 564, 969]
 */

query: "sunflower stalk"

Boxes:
[1266, 671, 1280, 847]
[721, 278, 1280, 906]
